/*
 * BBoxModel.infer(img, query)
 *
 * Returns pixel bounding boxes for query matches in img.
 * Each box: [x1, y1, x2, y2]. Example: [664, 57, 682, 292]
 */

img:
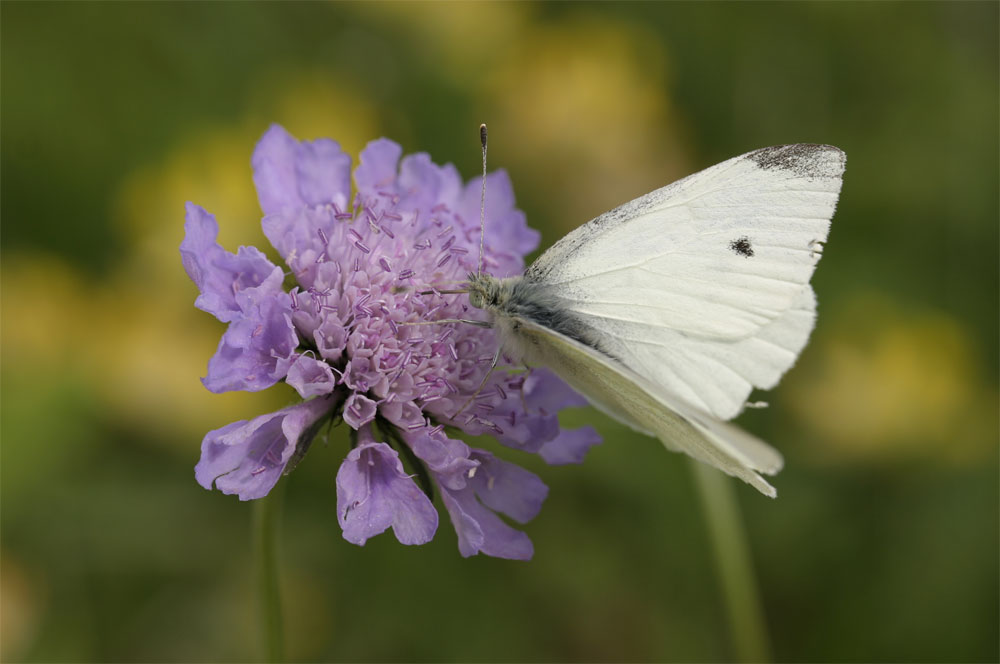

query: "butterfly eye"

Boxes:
[468, 290, 484, 309]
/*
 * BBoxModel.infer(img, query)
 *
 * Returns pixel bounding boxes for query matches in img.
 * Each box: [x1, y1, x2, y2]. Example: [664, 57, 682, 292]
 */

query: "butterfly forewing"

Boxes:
[522, 144, 845, 420]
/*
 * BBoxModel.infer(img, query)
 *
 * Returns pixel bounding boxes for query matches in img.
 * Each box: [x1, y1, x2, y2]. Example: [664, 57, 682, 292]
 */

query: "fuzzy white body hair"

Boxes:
[467, 272, 607, 366]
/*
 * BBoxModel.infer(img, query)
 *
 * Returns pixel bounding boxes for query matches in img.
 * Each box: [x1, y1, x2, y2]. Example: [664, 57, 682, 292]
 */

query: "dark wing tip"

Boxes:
[747, 144, 846, 179]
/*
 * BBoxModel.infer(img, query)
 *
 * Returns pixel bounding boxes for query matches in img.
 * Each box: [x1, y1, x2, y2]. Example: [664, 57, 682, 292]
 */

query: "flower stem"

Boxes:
[690, 459, 771, 663]
[253, 485, 284, 663]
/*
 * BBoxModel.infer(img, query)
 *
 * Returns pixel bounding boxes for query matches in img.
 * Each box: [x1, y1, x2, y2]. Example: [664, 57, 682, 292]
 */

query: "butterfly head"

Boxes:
[466, 272, 506, 312]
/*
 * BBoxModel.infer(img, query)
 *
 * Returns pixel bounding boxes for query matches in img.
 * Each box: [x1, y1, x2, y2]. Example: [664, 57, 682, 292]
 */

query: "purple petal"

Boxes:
[524, 368, 590, 411]
[202, 270, 297, 393]
[252, 125, 305, 215]
[538, 426, 602, 465]
[379, 398, 425, 431]
[336, 434, 438, 546]
[252, 124, 352, 216]
[195, 397, 333, 500]
[402, 428, 477, 490]
[354, 138, 402, 197]
[459, 170, 539, 268]
[343, 393, 377, 429]
[314, 317, 349, 363]
[285, 354, 336, 398]
[468, 450, 548, 523]
[438, 483, 534, 560]
[294, 138, 352, 209]
[261, 207, 329, 265]
[180, 203, 278, 323]
[397, 153, 462, 213]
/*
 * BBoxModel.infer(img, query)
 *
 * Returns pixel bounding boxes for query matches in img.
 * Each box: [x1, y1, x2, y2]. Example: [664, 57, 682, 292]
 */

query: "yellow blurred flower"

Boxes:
[787, 294, 997, 466]
[0, 552, 44, 663]
[480, 15, 690, 235]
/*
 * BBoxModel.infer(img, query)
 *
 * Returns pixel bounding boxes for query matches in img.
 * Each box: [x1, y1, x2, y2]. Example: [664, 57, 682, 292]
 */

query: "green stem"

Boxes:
[253, 484, 285, 663]
[690, 459, 771, 663]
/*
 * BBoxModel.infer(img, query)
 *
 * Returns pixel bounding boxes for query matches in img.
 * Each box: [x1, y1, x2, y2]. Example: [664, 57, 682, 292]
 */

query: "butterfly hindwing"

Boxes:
[505, 316, 784, 497]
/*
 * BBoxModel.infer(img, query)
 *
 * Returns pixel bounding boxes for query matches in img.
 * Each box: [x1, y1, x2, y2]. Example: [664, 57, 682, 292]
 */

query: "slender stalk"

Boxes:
[253, 484, 285, 663]
[690, 460, 771, 663]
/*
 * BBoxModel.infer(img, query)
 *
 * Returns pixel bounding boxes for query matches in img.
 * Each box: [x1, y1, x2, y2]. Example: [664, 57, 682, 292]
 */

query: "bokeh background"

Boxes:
[2, 2, 997, 662]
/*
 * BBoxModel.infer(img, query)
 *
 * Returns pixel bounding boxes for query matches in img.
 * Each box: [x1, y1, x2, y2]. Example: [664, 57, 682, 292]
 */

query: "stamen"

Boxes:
[398, 269, 415, 280]
[354, 241, 371, 254]
[494, 384, 507, 400]
[437, 254, 452, 268]
[379, 225, 396, 239]
[379, 257, 392, 272]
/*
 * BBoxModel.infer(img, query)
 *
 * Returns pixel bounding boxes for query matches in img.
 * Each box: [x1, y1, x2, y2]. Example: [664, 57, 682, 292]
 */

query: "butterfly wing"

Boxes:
[506, 316, 783, 497]
[524, 144, 845, 420]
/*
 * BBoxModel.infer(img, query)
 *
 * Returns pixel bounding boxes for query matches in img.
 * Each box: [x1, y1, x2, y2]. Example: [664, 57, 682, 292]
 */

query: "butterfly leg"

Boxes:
[398, 319, 491, 328]
[451, 347, 502, 418]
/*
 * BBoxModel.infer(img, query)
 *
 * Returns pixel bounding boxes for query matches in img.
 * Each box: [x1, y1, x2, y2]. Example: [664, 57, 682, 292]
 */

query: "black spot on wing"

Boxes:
[747, 144, 845, 178]
[729, 236, 754, 258]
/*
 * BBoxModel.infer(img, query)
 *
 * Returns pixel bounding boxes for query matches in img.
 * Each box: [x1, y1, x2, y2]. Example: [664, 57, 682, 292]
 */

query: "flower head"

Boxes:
[181, 125, 601, 559]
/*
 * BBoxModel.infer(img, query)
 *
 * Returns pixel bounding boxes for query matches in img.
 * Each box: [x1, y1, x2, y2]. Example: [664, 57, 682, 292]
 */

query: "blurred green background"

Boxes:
[2, 2, 997, 662]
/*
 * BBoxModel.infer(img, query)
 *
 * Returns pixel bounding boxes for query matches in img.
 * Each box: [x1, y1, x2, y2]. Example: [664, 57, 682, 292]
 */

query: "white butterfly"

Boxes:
[467, 144, 846, 497]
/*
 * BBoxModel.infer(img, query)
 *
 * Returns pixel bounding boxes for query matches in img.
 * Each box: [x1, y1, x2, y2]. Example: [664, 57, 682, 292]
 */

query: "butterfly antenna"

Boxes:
[477, 123, 488, 276]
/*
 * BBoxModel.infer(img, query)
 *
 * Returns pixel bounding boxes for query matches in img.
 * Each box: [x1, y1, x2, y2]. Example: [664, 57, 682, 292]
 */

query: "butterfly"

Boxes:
[466, 143, 846, 497]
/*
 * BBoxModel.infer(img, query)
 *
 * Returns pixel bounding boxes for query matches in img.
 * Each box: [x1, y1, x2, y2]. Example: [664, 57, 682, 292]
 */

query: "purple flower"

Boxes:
[182, 124, 601, 559]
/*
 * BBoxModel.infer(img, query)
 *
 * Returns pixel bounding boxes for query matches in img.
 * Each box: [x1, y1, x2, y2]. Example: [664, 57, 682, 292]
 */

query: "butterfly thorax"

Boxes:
[466, 272, 609, 360]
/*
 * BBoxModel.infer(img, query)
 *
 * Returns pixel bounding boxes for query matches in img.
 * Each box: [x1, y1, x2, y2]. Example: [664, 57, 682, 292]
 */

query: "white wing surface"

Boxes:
[524, 144, 844, 419]
[509, 317, 784, 497]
